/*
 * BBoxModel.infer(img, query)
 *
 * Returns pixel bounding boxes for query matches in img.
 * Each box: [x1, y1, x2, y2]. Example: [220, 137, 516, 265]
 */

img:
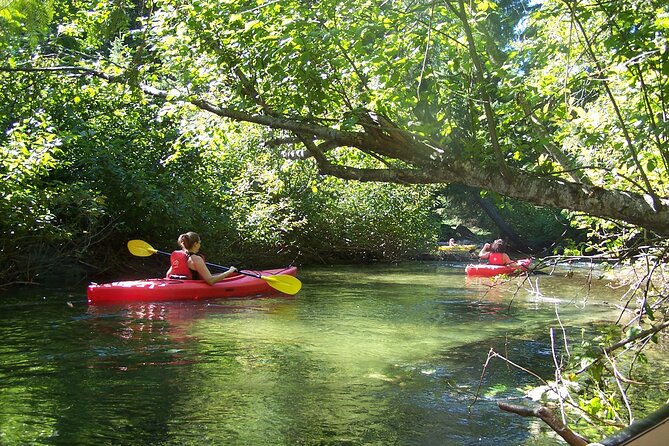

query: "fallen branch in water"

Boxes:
[498, 401, 589, 446]
[470, 348, 547, 410]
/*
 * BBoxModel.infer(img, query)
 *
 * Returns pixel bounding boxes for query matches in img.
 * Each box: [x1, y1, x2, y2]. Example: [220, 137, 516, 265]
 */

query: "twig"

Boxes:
[550, 328, 568, 424]
[576, 319, 669, 375]
[555, 304, 570, 358]
[470, 349, 548, 412]
[604, 319, 669, 354]
[470, 348, 495, 411]
[603, 349, 635, 424]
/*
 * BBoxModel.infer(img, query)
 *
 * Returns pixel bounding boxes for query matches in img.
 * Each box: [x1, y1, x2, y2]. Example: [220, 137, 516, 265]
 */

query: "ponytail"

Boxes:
[178, 231, 200, 250]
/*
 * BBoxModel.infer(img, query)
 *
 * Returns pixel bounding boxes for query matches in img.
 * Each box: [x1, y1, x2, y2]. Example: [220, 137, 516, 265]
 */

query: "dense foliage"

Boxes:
[0, 0, 569, 285]
[1, 0, 668, 442]
[0, 71, 441, 282]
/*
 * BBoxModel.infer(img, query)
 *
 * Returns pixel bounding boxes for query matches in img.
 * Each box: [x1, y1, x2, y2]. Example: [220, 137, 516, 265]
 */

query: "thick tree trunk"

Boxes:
[314, 157, 669, 236]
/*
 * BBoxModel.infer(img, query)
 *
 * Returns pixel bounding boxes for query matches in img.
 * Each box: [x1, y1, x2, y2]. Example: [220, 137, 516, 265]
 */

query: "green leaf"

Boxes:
[626, 325, 642, 339]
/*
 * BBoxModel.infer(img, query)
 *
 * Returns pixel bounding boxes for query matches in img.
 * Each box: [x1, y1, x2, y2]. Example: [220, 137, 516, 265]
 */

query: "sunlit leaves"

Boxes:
[2, 0, 668, 270]
[3, 113, 62, 180]
[0, 0, 54, 50]
[510, 0, 669, 196]
[140, 0, 465, 131]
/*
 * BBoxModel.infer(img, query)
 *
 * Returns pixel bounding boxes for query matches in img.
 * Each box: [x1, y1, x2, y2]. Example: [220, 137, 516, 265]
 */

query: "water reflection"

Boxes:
[0, 264, 634, 445]
[84, 300, 298, 369]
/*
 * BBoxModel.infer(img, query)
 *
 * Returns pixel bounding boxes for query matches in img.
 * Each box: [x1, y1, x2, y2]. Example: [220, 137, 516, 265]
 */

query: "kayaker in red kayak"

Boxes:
[488, 239, 524, 270]
[166, 231, 237, 284]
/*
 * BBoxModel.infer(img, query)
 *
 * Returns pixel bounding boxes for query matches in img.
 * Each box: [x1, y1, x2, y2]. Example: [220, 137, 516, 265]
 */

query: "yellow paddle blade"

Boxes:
[261, 274, 302, 295]
[127, 239, 158, 257]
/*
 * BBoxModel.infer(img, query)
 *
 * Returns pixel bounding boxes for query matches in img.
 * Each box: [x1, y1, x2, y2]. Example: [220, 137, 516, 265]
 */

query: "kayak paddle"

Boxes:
[127, 239, 302, 295]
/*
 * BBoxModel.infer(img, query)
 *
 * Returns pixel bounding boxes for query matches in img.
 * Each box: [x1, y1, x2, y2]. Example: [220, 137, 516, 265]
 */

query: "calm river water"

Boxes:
[0, 262, 640, 445]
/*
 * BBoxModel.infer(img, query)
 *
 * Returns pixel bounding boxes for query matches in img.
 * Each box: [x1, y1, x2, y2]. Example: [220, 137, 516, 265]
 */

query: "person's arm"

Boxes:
[503, 254, 520, 268]
[190, 255, 237, 285]
[478, 243, 491, 259]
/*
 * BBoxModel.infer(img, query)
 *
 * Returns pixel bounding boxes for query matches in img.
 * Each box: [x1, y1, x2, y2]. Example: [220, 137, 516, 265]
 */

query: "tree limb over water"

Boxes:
[3, 65, 667, 235]
[3, 0, 668, 237]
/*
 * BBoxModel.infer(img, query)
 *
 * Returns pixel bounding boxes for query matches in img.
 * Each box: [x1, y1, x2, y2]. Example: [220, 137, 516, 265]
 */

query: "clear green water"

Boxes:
[0, 262, 634, 445]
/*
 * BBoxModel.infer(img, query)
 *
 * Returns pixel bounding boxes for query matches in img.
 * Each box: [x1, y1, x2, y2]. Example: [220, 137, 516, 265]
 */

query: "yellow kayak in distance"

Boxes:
[437, 244, 476, 254]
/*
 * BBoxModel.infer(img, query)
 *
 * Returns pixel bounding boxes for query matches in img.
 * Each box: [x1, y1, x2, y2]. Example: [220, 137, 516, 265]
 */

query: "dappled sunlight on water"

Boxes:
[0, 262, 646, 445]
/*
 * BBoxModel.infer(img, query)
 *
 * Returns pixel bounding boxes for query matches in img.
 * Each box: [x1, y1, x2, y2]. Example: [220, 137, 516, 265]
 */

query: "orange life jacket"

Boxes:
[169, 250, 205, 280]
[488, 253, 506, 265]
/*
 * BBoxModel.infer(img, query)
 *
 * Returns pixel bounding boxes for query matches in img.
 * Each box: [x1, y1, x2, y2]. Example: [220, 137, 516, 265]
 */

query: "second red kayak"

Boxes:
[87, 267, 298, 305]
[465, 259, 532, 277]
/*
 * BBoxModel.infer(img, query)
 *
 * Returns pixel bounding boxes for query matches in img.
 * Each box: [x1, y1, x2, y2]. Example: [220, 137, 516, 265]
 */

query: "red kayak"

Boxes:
[87, 267, 298, 305]
[465, 259, 532, 277]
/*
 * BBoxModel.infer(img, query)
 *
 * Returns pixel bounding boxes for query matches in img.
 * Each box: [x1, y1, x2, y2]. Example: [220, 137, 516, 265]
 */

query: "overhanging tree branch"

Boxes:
[3, 64, 668, 235]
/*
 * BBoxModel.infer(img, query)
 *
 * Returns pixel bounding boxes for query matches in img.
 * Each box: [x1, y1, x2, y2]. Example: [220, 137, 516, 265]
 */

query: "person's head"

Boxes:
[449, 238, 456, 245]
[178, 232, 201, 252]
[490, 239, 506, 253]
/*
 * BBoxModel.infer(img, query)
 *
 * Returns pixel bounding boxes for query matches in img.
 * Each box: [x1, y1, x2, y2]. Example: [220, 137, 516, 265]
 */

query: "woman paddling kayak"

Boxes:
[488, 238, 523, 270]
[166, 231, 237, 284]
[466, 239, 530, 277]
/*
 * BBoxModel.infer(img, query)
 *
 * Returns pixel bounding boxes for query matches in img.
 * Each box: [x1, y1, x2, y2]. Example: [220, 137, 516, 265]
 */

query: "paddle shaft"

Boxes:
[156, 249, 262, 279]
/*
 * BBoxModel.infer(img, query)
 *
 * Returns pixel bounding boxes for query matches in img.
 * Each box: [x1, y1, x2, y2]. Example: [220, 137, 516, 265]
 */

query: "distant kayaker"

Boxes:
[166, 231, 237, 284]
[487, 239, 521, 269]
[448, 238, 457, 246]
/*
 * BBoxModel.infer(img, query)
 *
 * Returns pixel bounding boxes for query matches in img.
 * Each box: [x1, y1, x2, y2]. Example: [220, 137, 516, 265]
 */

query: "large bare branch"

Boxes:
[313, 161, 669, 235]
